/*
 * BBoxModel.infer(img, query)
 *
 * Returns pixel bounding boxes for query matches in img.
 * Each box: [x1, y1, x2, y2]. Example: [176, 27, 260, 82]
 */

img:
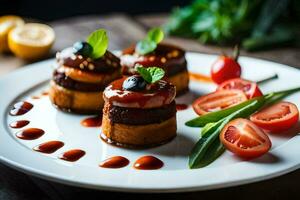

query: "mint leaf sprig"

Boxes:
[87, 29, 109, 59]
[135, 27, 164, 55]
[136, 65, 165, 84]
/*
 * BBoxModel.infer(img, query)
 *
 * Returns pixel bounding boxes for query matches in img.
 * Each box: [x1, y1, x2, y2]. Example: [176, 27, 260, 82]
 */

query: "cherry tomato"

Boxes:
[192, 90, 247, 115]
[211, 56, 242, 84]
[220, 118, 271, 158]
[217, 78, 263, 99]
[250, 102, 299, 132]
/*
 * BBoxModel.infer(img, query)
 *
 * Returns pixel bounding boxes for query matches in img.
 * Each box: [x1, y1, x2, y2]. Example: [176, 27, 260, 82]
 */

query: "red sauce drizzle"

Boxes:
[31, 96, 40, 99]
[9, 120, 30, 128]
[99, 156, 129, 168]
[33, 141, 64, 154]
[134, 156, 164, 170]
[81, 116, 102, 127]
[42, 91, 49, 96]
[176, 104, 188, 111]
[105, 77, 175, 108]
[10, 101, 33, 116]
[16, 128, 44, 140]
[189, 72, 212, 83]
[59, 149, 85, 162]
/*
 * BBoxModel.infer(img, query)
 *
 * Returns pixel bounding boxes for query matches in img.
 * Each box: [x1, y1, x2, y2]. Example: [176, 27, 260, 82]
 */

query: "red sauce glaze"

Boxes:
[59, 149, 85, 162]
[57, 48, 121, 72]
[16, 128, 44, 140]
[189, 72, 212, 83]
[42, 91, 49, 96]
[176, 104, 188, 111]
[10, 101, 33, 116]
[121, 43, 186, 76]
[81, 116, 102, 127]
[99, 156, 130, 168]
[33, 141, 64, 154]
[9, 120, 30, 128]
[31, 96, 40, 99]
[104, 77, 176, 108]
[134, 156, 164, 170]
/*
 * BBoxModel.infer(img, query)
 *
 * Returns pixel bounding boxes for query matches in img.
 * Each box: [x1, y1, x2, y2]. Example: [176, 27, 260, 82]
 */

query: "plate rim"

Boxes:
[1, 52, 300, 193]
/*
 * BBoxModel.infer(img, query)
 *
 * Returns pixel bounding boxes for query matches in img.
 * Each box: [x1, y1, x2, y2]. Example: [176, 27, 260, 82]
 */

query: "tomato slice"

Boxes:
[250, 102, 299, 132]
[217, 78, 263, 99]
[220, 118, 271, 158]
[192, 90, 247, 115]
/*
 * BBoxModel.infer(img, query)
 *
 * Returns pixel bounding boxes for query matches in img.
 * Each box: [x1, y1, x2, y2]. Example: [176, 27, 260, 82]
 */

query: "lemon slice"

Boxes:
[8, 23, 55, 60]
[0, 15, 24, 53]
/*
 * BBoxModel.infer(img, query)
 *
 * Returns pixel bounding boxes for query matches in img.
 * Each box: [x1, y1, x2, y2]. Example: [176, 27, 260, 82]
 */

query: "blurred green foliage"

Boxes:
[165, 0, 299, 51]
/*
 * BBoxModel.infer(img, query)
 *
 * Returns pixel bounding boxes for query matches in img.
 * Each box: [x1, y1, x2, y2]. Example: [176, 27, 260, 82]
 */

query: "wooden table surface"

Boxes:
[0, 14, 300, 200]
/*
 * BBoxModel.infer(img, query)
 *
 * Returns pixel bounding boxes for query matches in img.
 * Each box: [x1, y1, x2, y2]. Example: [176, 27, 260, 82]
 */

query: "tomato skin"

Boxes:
[220, 118, 271, 158]
[250, 102, 299, 132]
[217, 78, 263, 99]
[211, 56, 242, 84]
[192, 90, 247, 115]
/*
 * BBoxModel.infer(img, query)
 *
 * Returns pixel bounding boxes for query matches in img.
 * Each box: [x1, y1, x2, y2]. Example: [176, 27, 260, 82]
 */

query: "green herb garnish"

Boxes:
[87, 29, 109, 59]
[164, 0, 297, 51]
[188, 87, 300, 169]
[136, 65, 165, 83]
[135, 27, 164, 55]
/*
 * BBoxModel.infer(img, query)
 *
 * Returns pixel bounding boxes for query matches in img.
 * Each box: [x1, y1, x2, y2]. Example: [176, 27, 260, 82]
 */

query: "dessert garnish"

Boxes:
[122, 65, 165, 91]
[72, 29, 108, 59]
[120, 31, 189, 96]
[135, 27, 164, 55]
[50, 28, 121, 113]
[102, 65, 177, 148]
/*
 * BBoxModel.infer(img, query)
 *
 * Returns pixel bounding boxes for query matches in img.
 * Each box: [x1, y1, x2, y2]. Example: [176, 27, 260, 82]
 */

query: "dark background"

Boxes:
[1, 0, 189, 21]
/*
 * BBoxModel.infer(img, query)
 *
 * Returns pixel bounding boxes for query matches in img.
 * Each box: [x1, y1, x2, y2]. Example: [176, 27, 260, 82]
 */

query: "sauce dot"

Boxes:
[9, 120, 30, 128]
[33, 141, 64, 154]
[134, 156, 163, 170]
[99, 156, 129, 168]
[59, 149, 85, 162]
[16, 128, 44, 140]
[81, 116, 102, 127]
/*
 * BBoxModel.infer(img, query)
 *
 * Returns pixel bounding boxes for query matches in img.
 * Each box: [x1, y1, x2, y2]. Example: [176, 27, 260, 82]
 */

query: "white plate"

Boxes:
[1, 52, 300, 193]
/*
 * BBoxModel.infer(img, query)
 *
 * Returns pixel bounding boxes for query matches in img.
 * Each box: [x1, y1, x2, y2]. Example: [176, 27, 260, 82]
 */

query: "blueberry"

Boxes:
[73, 41, 93, 57]
[123, 75, 147, 91]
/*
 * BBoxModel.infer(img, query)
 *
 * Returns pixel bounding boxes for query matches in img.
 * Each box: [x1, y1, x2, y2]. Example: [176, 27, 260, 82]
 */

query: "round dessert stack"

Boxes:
[121, 43, 189, 95]
[49, 33, 121, 113]
[101, 68, 177, 148]
[120, 27, 189, 96]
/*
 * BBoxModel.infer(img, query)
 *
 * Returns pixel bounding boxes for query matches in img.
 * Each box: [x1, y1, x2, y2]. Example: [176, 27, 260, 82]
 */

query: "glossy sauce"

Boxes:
[59, 149, 85, 162]
[9, 120, 30, 128]
[42, 91, 49, 96]
[10, 101, 33, 116]
[16, 128, 44, 140]
[99, 156, 129, 168]
[121, 44, 186, 74]
[176, 104, 188, 111]
[81, 116, 102, 127]
[134, 156, 164, 170]
[31, 96, 40, 99]
[189, 72, 212, 83]
[57, 48, 120, 72]
[33, 141, 64, 154]
[104, 77, 176, 108]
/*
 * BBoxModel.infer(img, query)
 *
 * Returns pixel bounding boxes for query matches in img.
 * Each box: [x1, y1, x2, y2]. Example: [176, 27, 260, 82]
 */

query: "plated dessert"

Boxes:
[101, 66, 177, 148]
[49, 29, 121, 113]
[120, 28, 189, 95]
